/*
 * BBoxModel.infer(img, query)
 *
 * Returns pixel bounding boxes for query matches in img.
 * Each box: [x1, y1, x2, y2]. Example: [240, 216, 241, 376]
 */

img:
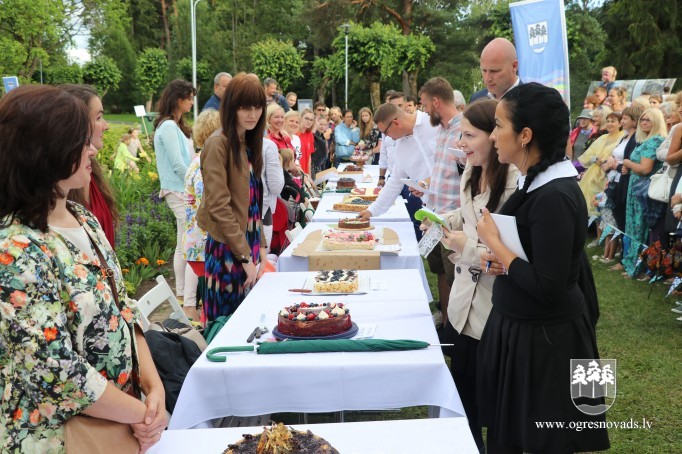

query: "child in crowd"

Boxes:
[593, 180, 619, 263]
[279, 148, 309, 207]
[114, 133, 140, 173]
[128, 125, 152, 162]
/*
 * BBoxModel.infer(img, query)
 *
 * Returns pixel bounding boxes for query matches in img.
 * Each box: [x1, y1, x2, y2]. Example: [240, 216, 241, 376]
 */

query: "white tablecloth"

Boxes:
[277, 222, 432, 301]
[312, 193, 410, 223]
[152, 418, 478, 453]
[169, 270, 464, 430]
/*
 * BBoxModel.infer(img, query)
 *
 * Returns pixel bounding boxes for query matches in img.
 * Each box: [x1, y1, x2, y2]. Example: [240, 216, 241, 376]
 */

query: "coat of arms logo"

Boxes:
[527, 21, 549, 54]
[570, 359, 616, 415]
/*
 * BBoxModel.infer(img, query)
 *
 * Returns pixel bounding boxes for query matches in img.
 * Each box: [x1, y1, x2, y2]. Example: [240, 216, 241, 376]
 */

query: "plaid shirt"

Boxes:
[430, 113, 463, 213]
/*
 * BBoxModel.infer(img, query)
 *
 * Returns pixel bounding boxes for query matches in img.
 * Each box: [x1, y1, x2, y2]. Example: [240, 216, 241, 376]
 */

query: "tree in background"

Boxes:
[565, 3, 606, 114]
[0, 0, 79, 80]
[44, 63, 83, 85]
[84, 0, 137, 111]
[83, 56, 122, 98]
[135, 48, 168, 111]
[311, 53, 344, 103]
[415, 3, 479, 98]
[332, 22, 404, 109]
[251, 38, 306, 92]
[401, 33, 435, 96]
[177, 57, 211, 95]
[597, 0, 682, 79]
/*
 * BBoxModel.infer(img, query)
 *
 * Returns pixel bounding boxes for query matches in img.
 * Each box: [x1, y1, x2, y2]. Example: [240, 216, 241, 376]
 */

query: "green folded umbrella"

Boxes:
[206, 339, 436, 363]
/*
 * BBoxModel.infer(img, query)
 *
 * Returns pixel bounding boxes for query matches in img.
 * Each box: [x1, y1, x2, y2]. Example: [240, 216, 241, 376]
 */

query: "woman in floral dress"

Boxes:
[196, 74, 268, 322]
[0, 86, 166, 452]
[182, 109, 221, 321]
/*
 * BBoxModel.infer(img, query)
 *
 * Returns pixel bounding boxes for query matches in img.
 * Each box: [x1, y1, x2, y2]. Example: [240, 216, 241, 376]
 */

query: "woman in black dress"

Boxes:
[476, 83, 610, 453]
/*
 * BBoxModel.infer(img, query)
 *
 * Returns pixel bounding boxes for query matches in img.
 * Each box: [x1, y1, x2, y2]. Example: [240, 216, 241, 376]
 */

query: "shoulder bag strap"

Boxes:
[83, 228, 142, 399]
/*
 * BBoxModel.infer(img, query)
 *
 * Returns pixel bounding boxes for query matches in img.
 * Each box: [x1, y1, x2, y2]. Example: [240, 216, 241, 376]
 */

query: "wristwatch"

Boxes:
[239, 255, 252, 265]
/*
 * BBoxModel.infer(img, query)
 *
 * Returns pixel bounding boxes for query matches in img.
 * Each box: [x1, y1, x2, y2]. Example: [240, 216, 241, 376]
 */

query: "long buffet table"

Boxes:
[169, 270, 464, 430]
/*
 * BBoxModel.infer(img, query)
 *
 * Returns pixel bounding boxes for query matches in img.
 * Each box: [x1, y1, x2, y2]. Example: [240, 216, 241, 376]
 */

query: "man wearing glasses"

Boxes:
[358, 102, 439, 227]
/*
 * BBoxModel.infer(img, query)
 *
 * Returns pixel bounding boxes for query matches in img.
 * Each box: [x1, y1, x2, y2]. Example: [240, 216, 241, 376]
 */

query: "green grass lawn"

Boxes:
[106, 113, 145, 124]
[586, 246, 682, 452]
[274, 251, 682, 452]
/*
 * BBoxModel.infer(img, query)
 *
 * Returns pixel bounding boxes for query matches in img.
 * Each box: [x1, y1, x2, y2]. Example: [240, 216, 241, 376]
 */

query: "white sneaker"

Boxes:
[587, 240, 599, 248]
[671, 307, 682, 314]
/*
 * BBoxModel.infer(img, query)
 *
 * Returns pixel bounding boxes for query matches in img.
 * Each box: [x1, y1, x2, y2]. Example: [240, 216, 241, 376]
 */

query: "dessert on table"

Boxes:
[334, 177, 356, 190]
[277, 302, 351, 337]
[314, 269, 359, 292]
[224, 422, 339, 454]
[337, 217, 371, 230]
[350, 187, 381, 201]
[321, 231, 376, 250]
[332, 196, 371, 212]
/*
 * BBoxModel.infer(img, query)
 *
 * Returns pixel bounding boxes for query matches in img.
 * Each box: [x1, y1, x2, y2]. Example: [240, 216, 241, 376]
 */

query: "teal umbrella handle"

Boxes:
[206, 345, 256, 362]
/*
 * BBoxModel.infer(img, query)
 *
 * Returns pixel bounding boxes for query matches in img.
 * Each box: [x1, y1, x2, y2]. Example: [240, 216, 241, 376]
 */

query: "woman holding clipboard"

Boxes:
[424, 99, 518, 451]
[476, 83, 609, 453]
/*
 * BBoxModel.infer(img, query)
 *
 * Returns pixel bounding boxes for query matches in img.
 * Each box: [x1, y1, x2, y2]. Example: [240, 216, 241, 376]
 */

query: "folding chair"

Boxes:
[300, 203, 315, 224]
[137, 275, 192, 331]
[285, 222, 303, 243]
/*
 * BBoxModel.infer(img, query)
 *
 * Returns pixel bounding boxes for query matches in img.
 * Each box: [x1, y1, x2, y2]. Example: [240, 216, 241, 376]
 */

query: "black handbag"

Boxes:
[144, 330, 202, 413]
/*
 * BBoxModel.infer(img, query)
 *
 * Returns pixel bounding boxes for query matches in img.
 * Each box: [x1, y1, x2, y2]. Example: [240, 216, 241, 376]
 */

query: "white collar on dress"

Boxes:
[517, 159, 577, 193]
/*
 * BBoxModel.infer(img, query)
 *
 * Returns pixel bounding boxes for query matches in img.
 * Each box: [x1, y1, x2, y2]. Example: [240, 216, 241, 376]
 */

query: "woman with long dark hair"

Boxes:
[436, 99, 518, 451]
[196, 74, 268, 321]
[0, 85, 166, 453]
[153, 79, 196, 301]
[476, 83, 609, 453]
[62, 85, 119, 248]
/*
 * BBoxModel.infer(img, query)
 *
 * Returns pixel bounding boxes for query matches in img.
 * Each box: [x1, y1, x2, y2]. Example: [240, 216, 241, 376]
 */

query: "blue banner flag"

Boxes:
[510, 0, 570, 108]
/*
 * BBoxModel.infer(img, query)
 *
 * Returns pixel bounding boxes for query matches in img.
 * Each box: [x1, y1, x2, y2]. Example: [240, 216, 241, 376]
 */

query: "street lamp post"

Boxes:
[190, 0, 202, 122]
[341, 23, 350, 110]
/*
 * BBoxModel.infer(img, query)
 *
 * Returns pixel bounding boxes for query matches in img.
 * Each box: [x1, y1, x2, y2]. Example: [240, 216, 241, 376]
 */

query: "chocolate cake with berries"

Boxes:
[224, 423, 339, 454]
[337, 217, 370, 230]
[342, 164, 363, 172]
[278, 302, 351, 337]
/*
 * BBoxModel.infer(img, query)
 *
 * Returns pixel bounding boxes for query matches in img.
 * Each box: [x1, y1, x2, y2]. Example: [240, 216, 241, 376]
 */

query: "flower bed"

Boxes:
[99, 124, 176, 295]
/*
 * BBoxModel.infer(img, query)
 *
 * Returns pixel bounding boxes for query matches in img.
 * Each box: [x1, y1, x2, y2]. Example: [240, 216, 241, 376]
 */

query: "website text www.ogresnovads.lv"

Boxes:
[535, 418, 652, 432]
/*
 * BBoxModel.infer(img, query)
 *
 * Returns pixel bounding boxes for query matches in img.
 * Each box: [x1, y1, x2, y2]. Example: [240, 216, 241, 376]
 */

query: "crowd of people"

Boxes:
[1, 31, 680, 453]
[569, 67, 682, 291]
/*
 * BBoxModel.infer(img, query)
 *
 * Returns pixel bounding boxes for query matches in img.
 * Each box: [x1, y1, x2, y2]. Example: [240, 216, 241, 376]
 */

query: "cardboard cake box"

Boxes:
[292, 228, 400, 271]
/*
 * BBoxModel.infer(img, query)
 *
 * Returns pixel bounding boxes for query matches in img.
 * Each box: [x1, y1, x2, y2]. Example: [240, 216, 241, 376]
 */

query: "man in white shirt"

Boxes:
[377, 92, 406, 185]
[358, 103, 439, 219]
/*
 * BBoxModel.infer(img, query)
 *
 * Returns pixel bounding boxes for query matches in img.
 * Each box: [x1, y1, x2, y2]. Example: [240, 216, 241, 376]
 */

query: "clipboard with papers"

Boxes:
[490, 213, 528, 261]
